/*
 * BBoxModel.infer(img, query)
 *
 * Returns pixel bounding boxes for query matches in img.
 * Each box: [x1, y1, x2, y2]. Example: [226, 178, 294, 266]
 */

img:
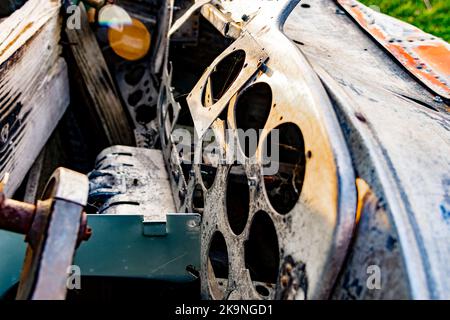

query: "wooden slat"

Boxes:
[65, 3, 135, 146]
[0, 0, 60, 65]
[0, 11, 70, 196]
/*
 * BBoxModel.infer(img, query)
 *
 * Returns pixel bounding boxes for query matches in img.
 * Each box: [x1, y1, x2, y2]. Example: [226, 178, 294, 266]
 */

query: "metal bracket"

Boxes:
[186, 32, 269, 138]
[74, 213, 201, 282]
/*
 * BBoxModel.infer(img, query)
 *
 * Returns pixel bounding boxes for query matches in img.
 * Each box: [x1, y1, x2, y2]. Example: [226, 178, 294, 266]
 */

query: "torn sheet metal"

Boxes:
[337, 0, 450, 100]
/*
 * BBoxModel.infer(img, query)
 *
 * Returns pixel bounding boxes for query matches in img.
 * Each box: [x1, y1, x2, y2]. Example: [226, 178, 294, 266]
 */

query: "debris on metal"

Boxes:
[0, 0, 449, 301]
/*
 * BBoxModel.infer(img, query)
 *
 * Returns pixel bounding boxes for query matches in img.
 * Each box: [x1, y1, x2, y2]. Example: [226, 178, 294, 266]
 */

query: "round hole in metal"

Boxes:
[202, 50, 246, 107]
[262, 123, 306, 215]
[208, 231, 229, 300]
[245, 211, 280, 289]
[135, 104, 156, 124]
[226, 165, 250, 235]
[235, 82, 272, 158]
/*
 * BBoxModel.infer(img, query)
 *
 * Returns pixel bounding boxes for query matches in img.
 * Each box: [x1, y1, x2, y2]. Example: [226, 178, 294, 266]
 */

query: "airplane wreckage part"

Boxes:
[0, 0, 449, 301]
[88, 146, 176, 219]
[74, 213, 201, 282]
[157, 0, 450, 300]
[337, 0, 450, 101]
[79, 146, 200, 281]
[0, 168, 91, 300]
[160, 0, 357, 300]
[0, 148, 201, 297]
[284, 0, 450, 299]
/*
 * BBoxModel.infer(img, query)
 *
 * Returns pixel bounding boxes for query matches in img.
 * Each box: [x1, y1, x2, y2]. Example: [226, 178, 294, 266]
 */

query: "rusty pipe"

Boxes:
[0, 198, 36, 234]
[0, 192, 91, 244]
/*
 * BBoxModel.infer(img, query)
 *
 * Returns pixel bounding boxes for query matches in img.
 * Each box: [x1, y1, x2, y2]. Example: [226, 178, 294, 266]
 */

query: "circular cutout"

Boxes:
[235, 82, 272, 158]
[124, 65, 145, 85]
[255, 285, 270, 297]
[201, 130, 219, 189]
[226, 165, 250, 235]
[208, 231, 229, 299]
[128, 89, 143, 106]
[173, 99, 195, 182]
[192, 184, 204, 215]
[262, 123, 306, 214]
[245, 211, 280, 289]
[202, 50, 246, 107]
[135, 104, 156, 124]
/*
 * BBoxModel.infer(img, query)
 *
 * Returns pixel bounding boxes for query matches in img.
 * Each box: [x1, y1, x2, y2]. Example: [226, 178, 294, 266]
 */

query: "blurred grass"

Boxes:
[358, 0, 450, 42]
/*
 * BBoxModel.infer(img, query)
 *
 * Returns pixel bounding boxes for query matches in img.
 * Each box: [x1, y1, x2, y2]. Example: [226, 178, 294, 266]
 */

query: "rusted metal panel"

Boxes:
[337, 0, 450, 100]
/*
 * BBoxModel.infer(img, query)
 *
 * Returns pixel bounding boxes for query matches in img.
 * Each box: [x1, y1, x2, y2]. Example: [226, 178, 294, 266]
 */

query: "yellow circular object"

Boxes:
[108, 18, 151, 61]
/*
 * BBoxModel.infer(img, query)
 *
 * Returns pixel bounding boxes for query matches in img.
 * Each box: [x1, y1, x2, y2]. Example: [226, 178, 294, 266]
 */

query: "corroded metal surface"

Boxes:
[15, 168, 89, 300]
[88, 146, 176, 217]
[285, 0, 450, 299]
[0, 197, 35, 235]
[159, 0, 357, 300]
[337, 0, 450, 100]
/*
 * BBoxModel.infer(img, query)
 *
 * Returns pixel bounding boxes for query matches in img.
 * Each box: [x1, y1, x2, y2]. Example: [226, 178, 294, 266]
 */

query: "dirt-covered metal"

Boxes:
[159, 0, 357, 300]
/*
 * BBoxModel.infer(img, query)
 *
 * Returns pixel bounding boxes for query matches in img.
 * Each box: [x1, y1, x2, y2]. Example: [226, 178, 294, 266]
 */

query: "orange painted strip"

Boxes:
[337, 0, 450, 99]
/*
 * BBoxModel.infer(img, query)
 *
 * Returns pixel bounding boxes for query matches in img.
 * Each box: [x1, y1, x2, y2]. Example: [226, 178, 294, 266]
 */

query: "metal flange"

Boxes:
[0, 168, 90, 300]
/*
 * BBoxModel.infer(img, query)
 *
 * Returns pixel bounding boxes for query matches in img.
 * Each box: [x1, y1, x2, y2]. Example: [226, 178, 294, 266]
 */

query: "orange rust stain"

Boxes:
[388, 44, 450, 95]
[368, 27, 386, 41]
[413, 45, 450, 76]
[338, 0, 450, 98]
[355, 178, 371, 224]
[388, 44, 416, 66]
[0, 23, 34, 58]
[351, 7, 369, 29]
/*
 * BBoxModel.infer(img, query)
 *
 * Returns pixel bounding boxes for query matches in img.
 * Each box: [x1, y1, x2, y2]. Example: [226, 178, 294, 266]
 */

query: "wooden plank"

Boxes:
[1, 59, 69, 197]
[65, 3, 135, 146]
[0, 0, 60, 65]
[0, 10, 70, 196]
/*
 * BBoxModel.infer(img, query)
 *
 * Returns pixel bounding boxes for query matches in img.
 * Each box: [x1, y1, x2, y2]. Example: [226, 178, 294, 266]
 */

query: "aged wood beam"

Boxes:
[0, 0, 70, 196]
[65, 3, 135, 146]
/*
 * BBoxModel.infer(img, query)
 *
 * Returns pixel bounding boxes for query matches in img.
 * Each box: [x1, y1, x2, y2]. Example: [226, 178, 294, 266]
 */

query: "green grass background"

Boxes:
[358, 0, 449, 42]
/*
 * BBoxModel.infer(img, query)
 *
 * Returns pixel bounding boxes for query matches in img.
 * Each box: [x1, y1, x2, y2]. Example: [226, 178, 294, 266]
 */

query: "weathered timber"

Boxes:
[65, 3, 135, 147]
[0, 1, 70, 197]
